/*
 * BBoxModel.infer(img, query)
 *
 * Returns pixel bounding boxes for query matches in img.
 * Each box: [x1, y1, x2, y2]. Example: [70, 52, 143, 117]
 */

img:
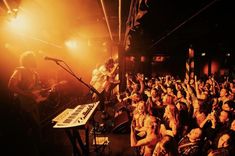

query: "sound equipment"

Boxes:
[112, 111, 130, 134]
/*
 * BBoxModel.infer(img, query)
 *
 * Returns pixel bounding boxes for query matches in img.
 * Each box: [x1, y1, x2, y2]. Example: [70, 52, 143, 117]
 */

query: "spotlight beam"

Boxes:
[3, 0, 12, 13]
[100, 0, 113, 41]
[16, 32, 63, 49]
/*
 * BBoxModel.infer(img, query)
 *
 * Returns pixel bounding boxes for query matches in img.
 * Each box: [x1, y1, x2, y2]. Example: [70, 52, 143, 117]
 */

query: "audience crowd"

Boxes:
[115, 73, 235, 156]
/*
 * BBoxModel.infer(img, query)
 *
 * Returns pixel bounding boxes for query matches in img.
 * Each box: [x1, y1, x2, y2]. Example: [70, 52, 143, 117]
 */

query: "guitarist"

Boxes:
[8, 51, 43, 155]
[90, 58, 119, 119]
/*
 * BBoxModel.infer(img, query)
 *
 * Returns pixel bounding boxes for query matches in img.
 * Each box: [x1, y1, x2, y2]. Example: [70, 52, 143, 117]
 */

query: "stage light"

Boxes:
[7, 13, 29, 32]
[65, 40, 78, 50]
[201, 52, 206, 56]
[154, 56, 165, 62]
[226, 53, 230, 57]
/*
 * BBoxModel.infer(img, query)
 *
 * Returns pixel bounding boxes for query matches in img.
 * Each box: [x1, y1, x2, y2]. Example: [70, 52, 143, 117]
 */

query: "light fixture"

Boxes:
[226, 53, 230, 57]
[201, 52, 206, 56]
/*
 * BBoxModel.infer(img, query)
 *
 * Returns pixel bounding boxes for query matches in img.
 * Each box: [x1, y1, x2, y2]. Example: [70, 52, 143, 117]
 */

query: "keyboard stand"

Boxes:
[52, 102, 100, 156]
[65, 125, 90, 156]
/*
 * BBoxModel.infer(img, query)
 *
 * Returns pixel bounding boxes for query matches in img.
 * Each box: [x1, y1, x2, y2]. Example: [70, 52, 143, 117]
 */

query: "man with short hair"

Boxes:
[178, 128, 203, 156]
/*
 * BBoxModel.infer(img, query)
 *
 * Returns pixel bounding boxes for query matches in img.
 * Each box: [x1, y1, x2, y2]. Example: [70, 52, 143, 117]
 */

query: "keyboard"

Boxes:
[53, 101, 99, 128]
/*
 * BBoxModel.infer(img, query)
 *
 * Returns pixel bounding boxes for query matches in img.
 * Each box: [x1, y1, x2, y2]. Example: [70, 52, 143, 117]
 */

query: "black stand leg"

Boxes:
[65, 129, 81, 156]
[65, 127, 90, 156]
[85, 126, 89, 156]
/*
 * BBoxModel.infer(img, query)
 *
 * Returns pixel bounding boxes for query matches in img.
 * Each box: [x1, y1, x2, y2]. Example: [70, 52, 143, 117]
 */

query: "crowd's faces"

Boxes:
[230, 120, 235, 131]
[132, 83, 139, 91]
[195, 112, 206, 126]
[219, 111, 229, 123]
[217, 134, 230, 148]
[137, 101, 146, 114]
[155, 80, 160, 86]
[176, 83, 182, 89]
[228, 92, 234, 101]
[198, 82, 204, 90]
[145, 116, 156, 129]
[151, 89, 157, 98]
[229, 82, 235, 92]
[220, 88, 228, 97]
[166, 87, 173, 95]
[163, 105, 172, 119]
[188, 128, 202, 141]
[131, 93, 141, 102]
[177, 90, 183, 99]
[203, 83, 210, 91]
[207, 78, 214, 86]
[222, 103, 231, 112]
[147, 80, 153, 88]
[189, 79, 194, 85]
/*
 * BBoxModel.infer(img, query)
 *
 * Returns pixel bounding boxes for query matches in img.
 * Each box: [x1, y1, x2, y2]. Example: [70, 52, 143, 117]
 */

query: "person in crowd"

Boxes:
[207, 133, 233, 156]
[178, 128, 203, 156]
[160, 104, 180, 139]
[126, 72, 145, 96]
[200, 109, 232, 146]
[230, 119, 235, 135]
[132, 100, 148, 136]
[144, 79, 154, 96]
[218, 88, 230, 107]
[222, 100, 235, 118]
[176, 89, 191, 112]
[175, 88, 192, 135]
[176, 101, 191, 139]
[146, 88, 163, 118]
[153, 135, 179, 156]
[131, 115, 160, 156]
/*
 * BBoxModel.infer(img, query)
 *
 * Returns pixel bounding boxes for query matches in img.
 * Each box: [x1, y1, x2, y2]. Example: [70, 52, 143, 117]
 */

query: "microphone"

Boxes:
[44, 56, 63, 62]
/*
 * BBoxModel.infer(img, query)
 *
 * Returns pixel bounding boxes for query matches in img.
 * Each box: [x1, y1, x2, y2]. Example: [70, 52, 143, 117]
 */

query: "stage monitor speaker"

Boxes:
[112, 111, 130, 134]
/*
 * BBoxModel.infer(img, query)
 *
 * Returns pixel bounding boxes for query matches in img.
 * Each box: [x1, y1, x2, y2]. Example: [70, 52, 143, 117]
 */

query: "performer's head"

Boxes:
[20, 51, 37, 68]
[105, 58, 115, 69]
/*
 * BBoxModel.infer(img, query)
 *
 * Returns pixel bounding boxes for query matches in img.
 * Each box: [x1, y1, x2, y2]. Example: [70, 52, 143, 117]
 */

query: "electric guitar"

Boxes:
[31, 88, 51, 103]
[20, 80, 67, 104]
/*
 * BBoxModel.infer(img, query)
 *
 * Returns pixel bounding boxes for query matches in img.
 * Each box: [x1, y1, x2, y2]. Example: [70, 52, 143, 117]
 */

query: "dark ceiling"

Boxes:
[120, 0, 234, 56]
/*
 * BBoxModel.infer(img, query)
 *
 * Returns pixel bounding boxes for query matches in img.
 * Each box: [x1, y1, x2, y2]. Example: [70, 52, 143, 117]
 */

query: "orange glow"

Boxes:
[140, 56, 146, 62]
[203, 60, 219, 75]
[7, 13, 30, 32]
[154, 56, 165, 62]
[0, 0, 114, 88]
[65, 40, 78, 50]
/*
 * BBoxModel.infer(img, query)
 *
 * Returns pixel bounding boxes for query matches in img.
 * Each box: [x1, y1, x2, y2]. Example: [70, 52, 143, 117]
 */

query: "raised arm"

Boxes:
[136, 73, 145, 94]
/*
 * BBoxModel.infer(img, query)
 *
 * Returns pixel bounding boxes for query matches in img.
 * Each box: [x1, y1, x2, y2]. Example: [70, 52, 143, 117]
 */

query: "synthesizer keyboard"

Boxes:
[53, 101, 99, 128]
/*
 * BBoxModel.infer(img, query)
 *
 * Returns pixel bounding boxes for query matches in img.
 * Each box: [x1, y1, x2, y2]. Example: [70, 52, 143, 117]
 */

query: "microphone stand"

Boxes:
[52, 60, 100, 97]
[50, 60, 104, 155]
